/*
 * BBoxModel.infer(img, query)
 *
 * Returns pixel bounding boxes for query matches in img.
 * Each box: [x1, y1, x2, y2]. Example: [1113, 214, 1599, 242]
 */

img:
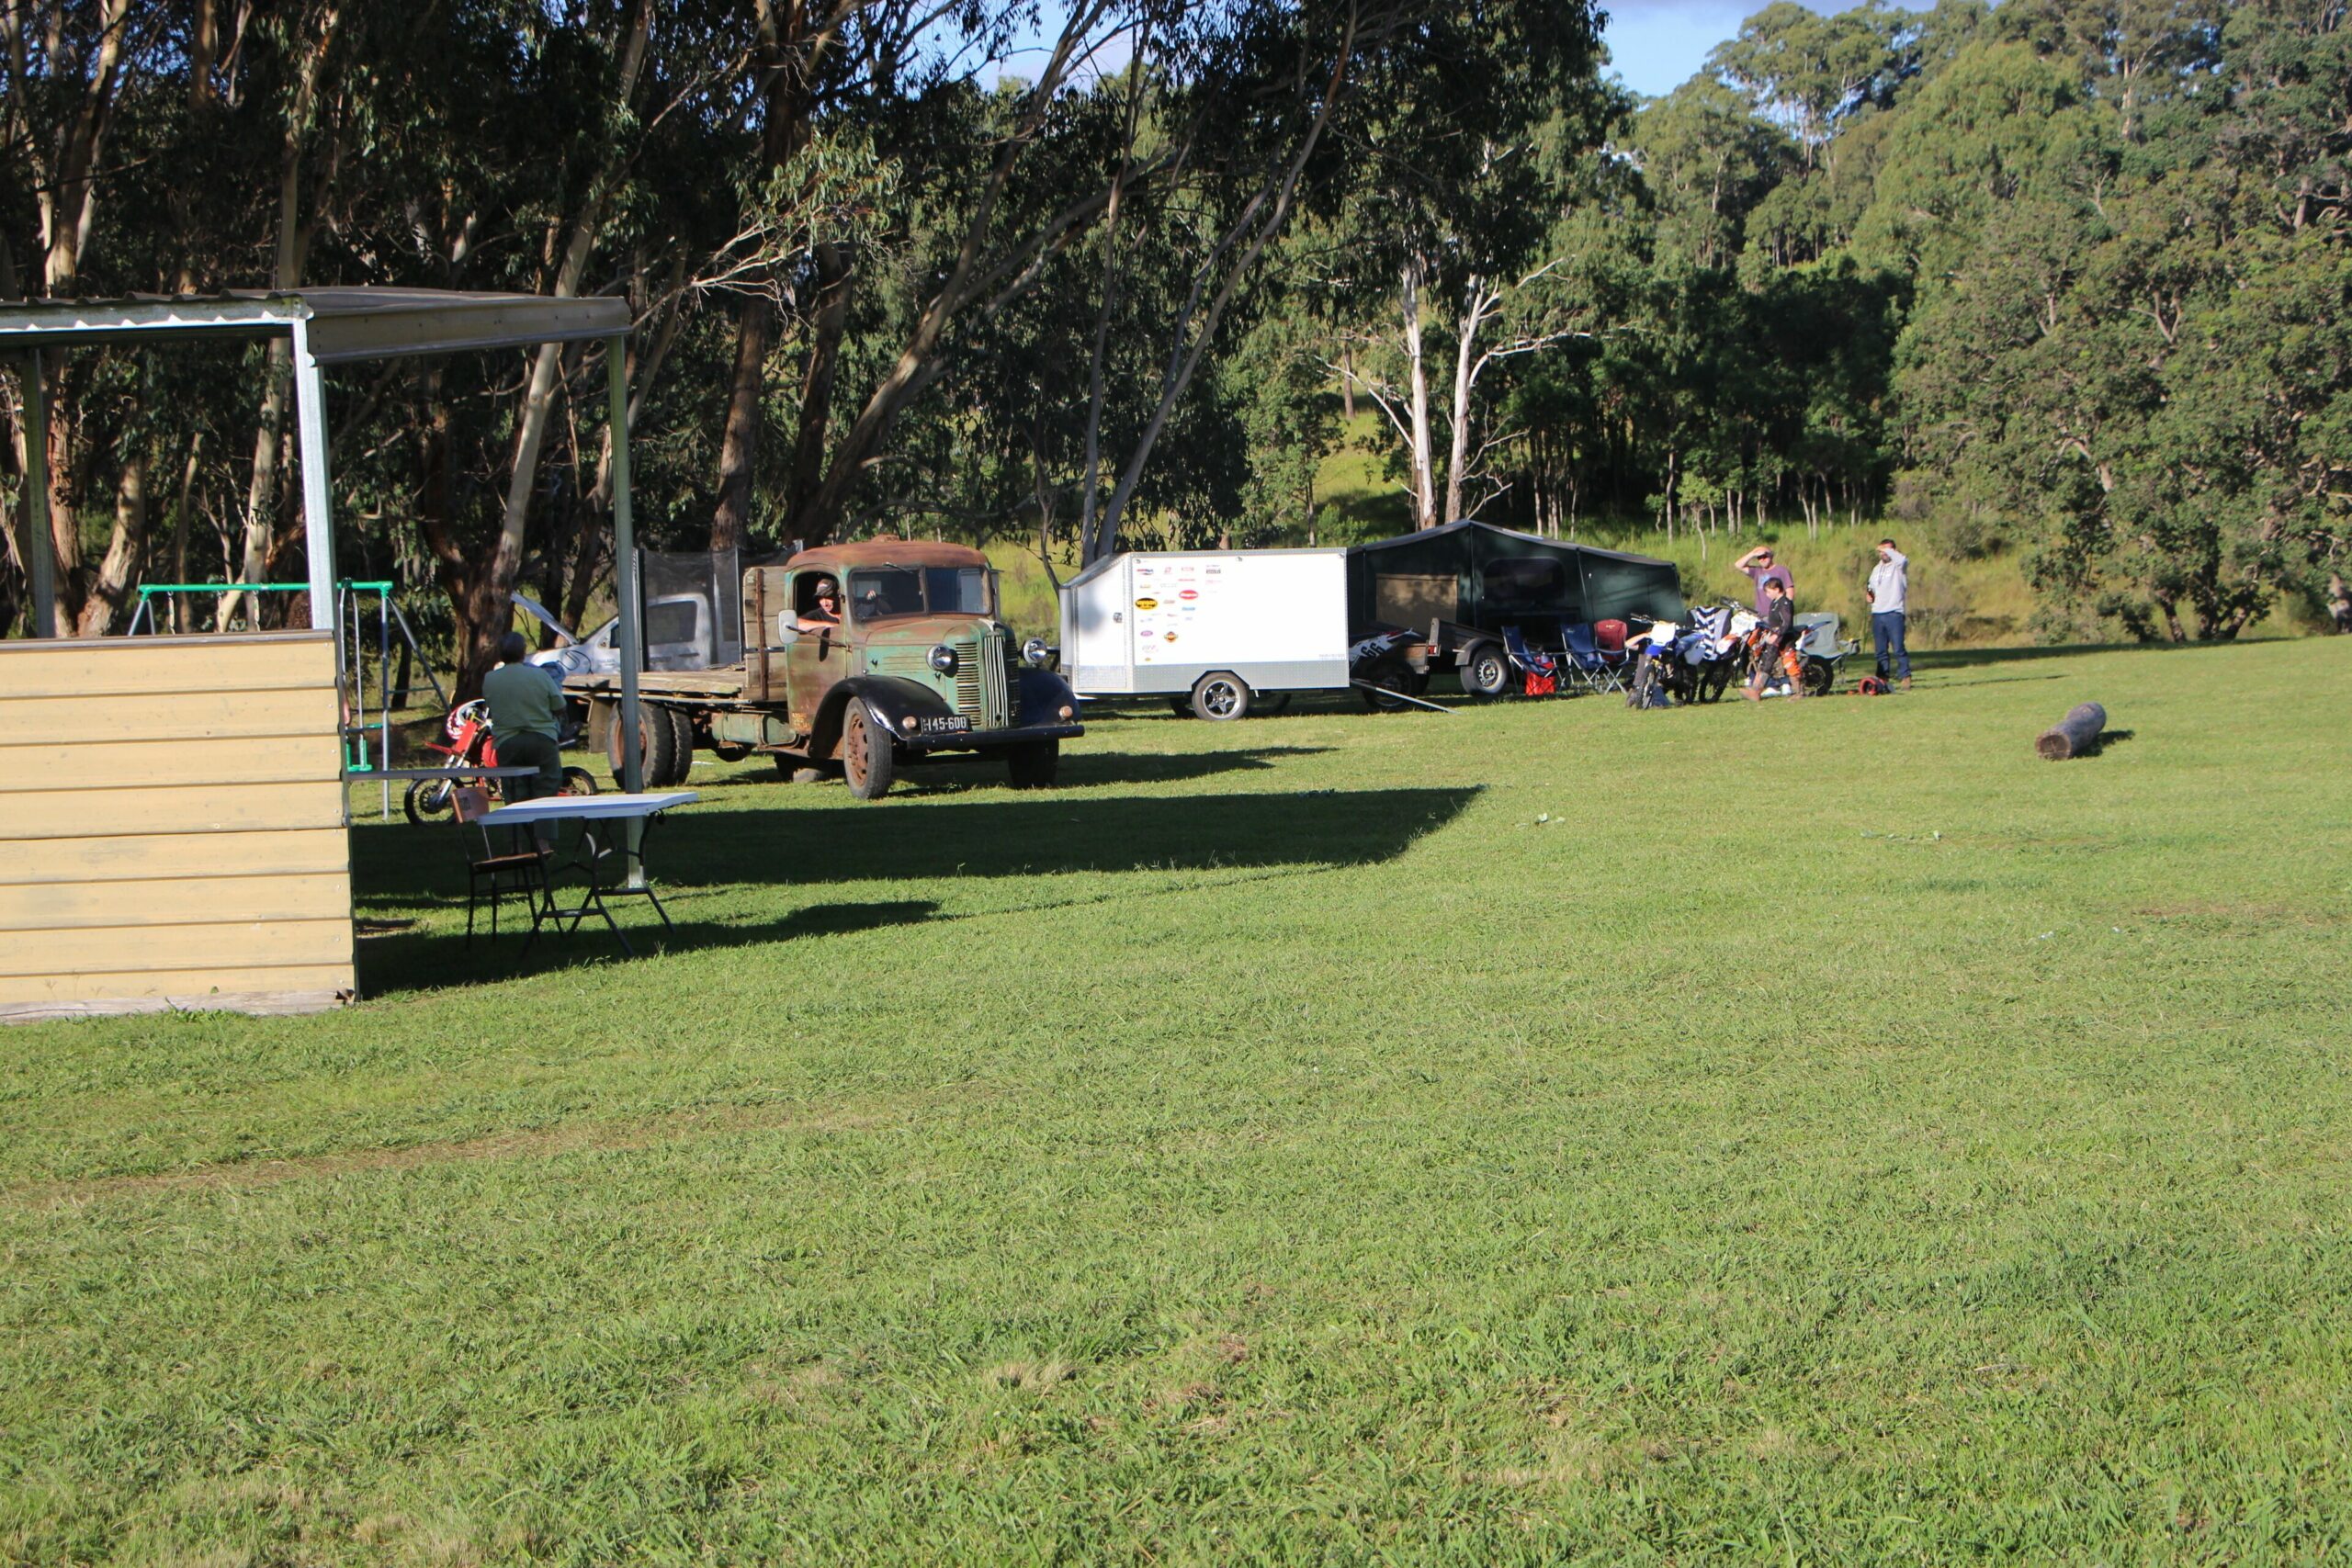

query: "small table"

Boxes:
[481, 791, 700, 955]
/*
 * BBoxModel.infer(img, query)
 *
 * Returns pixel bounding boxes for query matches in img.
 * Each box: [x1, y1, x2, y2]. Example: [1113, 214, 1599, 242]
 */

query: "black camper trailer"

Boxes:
[1345, 521, 1685, 695]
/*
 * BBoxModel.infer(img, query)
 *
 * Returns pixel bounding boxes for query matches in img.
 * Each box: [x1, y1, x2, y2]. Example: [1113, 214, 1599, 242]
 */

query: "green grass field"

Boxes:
[6, 638, 2350, 1563]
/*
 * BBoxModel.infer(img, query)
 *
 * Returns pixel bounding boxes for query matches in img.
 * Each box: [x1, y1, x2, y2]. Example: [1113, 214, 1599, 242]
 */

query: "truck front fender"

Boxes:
[1013, 667, 1080, 728]
[812, 674, 955, 758]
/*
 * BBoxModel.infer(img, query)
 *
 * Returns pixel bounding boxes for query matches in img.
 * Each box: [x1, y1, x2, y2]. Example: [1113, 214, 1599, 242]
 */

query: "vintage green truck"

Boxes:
[571, 537, 1082, 799]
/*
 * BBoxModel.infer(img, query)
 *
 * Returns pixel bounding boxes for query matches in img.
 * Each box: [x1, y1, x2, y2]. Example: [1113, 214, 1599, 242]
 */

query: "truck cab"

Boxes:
[730, 538, 1081, 798]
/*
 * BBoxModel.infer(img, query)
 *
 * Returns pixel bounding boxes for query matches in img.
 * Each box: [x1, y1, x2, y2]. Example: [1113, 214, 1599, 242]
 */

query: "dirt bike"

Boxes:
[401, 698, 596, 825]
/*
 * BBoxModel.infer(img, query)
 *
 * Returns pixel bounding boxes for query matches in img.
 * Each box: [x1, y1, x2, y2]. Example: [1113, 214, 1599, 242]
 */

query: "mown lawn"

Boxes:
[5, 637, 2349, 1564]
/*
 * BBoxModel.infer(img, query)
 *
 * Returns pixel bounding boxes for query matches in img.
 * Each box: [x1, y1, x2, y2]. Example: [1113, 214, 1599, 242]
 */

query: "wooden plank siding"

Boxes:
[0, 632, 356, 1020]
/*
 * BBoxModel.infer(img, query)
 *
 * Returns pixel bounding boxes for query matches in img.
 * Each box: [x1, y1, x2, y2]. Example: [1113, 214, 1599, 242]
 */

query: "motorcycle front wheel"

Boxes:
[402, 777, 456, 826]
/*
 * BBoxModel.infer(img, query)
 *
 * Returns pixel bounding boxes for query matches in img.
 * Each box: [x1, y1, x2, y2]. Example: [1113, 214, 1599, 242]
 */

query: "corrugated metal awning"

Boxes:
[0, 288, 628, 362]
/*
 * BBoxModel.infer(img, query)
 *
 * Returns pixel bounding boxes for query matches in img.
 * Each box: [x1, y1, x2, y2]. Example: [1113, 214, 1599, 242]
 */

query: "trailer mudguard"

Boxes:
[1013, 666, 1080, 728]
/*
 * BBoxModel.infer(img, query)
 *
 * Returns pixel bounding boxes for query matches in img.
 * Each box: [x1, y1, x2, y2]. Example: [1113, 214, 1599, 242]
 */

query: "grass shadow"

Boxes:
[355, 898, 945, 996]
[1057, 746, 1335, 786]
[357, 784, 1476, 959]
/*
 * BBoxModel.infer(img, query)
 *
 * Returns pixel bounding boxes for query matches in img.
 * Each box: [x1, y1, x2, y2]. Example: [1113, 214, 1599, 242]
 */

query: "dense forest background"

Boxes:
[1, 0, 2345, 686]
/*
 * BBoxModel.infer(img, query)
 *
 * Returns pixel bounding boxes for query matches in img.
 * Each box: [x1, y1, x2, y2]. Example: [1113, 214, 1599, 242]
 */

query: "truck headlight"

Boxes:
[928, 644, 958, 675]
[1022, 637, 1054, 669]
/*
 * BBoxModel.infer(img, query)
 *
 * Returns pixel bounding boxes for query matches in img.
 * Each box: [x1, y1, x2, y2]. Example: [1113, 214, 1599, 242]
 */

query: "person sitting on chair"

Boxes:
[797, 576, 842, 631]
[482, 631, 565, 845]
[1740, 577, 1803, 702]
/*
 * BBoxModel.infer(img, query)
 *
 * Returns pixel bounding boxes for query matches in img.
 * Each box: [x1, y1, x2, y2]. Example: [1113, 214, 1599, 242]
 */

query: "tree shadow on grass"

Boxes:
[351, 786, 1481, 994]
[1056, 746, 1334, 787]
[356, 898, 944, 996]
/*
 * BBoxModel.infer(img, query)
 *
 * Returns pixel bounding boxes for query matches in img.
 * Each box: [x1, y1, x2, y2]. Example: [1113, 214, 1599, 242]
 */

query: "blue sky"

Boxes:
[1601, 0, 1772, 98]
[982, 2, 1798, 103]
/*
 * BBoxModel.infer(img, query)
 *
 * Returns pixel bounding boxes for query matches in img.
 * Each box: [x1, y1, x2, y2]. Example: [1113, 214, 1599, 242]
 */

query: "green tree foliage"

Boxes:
[1, 0, 2343, 653]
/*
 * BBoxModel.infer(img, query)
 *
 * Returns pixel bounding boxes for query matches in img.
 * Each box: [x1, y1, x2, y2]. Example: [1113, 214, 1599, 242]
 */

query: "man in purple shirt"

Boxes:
[1734, 545, 1793, 615]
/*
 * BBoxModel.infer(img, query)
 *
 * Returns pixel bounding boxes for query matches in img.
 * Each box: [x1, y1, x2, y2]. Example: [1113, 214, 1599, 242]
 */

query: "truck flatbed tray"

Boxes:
[565, 670, 749, 700]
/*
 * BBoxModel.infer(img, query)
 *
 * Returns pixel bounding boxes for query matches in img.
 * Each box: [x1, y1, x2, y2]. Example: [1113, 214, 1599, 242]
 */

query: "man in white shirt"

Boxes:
[1865, 538, 1912, 688]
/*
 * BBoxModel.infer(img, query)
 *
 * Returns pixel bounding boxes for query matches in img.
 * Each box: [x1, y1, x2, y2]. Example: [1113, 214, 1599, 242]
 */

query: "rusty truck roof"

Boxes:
[785, 537, 989, 574]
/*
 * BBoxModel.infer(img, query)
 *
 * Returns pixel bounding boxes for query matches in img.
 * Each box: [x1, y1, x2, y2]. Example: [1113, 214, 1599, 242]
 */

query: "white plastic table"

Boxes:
[481, 791, 699, 953]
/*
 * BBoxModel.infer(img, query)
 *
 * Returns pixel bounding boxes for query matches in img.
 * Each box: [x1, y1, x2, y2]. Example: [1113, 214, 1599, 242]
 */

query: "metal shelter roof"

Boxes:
[5, 286, 657, 795]
[0, 288, 630, 363]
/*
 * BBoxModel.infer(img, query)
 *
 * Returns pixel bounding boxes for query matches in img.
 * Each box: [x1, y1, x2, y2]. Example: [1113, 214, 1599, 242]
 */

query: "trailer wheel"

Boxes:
[1358, 669, 1427, 714]
[1191, 671, 1251, 721]
[1460, 643, 1510, 699]
[842, 698, 895, 800]
[560, 766, 598, 797]
[1006, 740, 1059, 788]
[608, 703, 680, 787]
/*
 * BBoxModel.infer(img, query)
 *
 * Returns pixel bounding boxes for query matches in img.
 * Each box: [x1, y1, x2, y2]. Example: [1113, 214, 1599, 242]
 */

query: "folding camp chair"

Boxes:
[1562, 622, 1628, 694]
[1501, 625, 1560, 696]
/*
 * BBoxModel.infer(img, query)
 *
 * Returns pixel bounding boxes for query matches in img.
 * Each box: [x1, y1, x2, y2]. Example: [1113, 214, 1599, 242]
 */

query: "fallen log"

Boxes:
[2037, 702, 2108, 760]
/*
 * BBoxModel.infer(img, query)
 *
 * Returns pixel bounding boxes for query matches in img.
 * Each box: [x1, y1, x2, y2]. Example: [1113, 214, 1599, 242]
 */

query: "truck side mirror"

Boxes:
[775, 615, 802, 647]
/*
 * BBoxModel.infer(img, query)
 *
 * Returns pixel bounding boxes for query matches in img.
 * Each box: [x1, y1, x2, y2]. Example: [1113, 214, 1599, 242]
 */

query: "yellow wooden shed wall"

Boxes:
[0, 631, 355, 1021]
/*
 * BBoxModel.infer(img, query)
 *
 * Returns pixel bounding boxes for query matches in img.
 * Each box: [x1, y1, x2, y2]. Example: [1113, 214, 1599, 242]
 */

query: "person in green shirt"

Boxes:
[482, 632, 565, 834]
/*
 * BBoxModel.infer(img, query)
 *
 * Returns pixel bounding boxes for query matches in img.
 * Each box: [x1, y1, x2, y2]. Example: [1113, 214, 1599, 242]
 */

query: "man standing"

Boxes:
[1866, 537, 1912, 689]
[1734, 544, 1793, 615]
[483, 632, 566, 843]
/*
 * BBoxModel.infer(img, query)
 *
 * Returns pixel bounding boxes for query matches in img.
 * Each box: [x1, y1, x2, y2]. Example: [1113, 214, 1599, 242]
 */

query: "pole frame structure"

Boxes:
[20, 351, 56, 637]
[288, 319, 339, 626]
[607, 333, 649, 886]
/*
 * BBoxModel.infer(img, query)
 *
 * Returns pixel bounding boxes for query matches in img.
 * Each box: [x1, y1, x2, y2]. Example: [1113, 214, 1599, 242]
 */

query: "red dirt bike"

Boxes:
[401, 698, 596, 825]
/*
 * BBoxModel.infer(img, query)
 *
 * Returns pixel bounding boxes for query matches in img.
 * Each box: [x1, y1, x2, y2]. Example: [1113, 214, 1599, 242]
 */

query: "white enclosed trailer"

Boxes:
[1061, 548, 1350, 719]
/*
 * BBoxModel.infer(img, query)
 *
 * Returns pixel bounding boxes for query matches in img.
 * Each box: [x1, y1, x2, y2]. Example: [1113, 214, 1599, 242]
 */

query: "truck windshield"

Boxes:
[847, 566, 990, 621]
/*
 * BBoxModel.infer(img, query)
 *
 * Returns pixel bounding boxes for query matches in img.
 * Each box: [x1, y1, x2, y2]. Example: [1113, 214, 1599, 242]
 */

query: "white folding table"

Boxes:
[481, 790, 699, 955]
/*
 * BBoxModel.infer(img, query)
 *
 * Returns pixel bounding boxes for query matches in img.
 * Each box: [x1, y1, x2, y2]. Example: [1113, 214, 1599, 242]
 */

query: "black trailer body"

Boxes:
[1344, 521, 1685, 692]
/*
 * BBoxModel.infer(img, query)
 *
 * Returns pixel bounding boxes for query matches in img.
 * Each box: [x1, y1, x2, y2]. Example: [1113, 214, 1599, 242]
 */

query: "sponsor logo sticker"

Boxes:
[1163, 631, 1179, 643]
[1178, 589, 1199, 601]
[1135, 597, 1158, 610]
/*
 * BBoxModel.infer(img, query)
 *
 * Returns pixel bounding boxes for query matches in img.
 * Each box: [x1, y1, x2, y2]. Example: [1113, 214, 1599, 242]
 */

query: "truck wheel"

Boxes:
[1191, 671, 1251, 721]
[662, 705, 696, 784]
[607, 704, 679, 787]
[710, 741, 752, 762]
[841, 697, 895, 801]
[1006, 740, 1059, 788]
[775, 757, 831, 784]
[1460, 643, 1510, 698]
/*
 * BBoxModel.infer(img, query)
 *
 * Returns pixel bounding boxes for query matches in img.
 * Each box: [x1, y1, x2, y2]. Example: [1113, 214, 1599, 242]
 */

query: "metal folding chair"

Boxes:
[450, 786, 549, 944]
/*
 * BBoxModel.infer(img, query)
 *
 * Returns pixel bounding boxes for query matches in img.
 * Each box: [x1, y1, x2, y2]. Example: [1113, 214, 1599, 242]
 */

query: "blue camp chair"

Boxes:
[1562, 622, 1627, 694]
[1501, 625, 1560, 695]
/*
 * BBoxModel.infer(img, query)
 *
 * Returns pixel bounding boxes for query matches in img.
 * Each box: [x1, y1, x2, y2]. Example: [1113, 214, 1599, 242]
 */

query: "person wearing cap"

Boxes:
[1734, 544, 1793, 616]
[797, 577, 842, 630]
[1865, 537, 1913, 689]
